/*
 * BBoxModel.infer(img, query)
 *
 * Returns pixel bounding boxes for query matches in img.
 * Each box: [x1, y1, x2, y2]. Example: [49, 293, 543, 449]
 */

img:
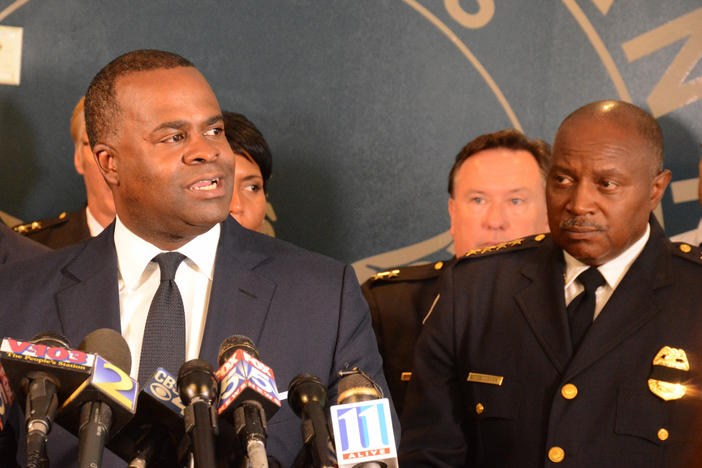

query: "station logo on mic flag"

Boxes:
[330, 398, 397, 466]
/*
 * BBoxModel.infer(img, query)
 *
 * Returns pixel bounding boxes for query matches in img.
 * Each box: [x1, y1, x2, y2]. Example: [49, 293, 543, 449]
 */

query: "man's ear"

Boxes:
[73, 144, 84, 175]
[94, 143, 119, 187]
[649, 169, 672, 210]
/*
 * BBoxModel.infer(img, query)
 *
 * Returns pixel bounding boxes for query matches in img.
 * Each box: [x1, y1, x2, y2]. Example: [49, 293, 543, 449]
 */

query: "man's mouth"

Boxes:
[189, 178, 220, 191]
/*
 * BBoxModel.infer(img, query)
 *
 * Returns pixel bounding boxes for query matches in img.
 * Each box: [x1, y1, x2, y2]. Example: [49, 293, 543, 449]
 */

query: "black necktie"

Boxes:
[567, 267, 606, 352]
[138, 252, 186, 385]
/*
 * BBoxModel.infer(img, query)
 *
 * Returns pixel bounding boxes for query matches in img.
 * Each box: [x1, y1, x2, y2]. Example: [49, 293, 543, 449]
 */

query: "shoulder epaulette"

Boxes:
[365, 260, 449, 285]
[457, 233, 549, 264]
[671, 242, 702, 266]
[13, 211, 70, 235]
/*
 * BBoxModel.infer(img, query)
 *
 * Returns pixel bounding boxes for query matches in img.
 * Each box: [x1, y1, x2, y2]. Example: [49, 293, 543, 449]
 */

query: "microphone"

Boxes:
[288, 374, 336, 468]
[330, 369, 398, 468]
[56, 328, 138, 468]
[177, 359, 219, 468]
[107, 367, 185, 467]
[0, 361, 14, 433]
[215, 335, 281, 468]
[0, 332, 94, 468]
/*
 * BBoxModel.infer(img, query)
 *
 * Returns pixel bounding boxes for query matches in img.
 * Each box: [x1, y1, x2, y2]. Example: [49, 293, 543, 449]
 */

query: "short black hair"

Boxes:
[223, 112, 273, 191]
[84, 49, 194, 147]
[558, 100, 664, 174]
[448, 129, 551, 196]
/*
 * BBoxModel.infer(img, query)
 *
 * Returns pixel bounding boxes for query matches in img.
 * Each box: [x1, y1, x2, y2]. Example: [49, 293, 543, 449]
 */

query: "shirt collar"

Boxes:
[114, 216, 221, 290]
[563, 222, 650, 290]
[85, 206, 107, 237]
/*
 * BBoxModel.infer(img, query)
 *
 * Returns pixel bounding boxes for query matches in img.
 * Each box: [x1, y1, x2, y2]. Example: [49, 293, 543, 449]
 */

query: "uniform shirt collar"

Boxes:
[114, 215, 220, 291]
[563, 222, 650, 290]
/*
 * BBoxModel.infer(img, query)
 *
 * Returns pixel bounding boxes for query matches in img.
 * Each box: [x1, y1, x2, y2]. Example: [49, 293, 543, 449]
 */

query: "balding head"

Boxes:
[547, 100, 671, 265]
[557, 100, 664, 176]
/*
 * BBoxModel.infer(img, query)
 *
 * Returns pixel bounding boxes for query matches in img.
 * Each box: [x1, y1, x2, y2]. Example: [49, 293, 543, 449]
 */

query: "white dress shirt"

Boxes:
[563, 223, 650, 321]
[85, 206, 107, 237]
[113, 216, 220, 379]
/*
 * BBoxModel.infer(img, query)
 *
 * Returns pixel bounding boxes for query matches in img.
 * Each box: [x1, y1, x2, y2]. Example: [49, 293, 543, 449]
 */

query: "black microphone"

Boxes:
[56, 328, 138, 468]
[288, 374, 336, 468]
[0, 332, 95, 468]
[215, 335, 281, 468]
[330, 369, 398, 468]
[177, 359, 219, 468]
[107, 367, 185, 467]
[24, 332, 70, 468]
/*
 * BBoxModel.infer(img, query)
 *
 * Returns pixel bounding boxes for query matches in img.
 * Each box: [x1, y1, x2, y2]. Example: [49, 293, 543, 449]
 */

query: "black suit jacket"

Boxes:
[399, 220, 702, 467]
[0, 217, 396, 467]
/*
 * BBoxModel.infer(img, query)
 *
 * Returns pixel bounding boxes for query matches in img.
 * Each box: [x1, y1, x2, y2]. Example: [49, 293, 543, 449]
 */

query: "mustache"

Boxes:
[560, 218, 605, 230]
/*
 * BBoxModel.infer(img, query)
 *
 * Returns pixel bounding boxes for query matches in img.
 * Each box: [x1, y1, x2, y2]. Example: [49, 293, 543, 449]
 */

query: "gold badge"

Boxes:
[648, 346, 689, 401]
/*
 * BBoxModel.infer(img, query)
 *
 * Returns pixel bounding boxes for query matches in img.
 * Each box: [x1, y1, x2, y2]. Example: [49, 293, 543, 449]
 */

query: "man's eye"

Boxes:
[601, 180, 618, 190]
[470, 197, 485, 205]
[163, 133, 185, 143]
[510, 198, 524, 205]
[553, 174, 571, 185]
[204, 127, 223, 137]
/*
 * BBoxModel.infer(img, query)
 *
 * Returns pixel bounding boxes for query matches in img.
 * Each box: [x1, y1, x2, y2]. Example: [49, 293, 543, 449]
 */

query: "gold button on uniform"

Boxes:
[548, 446, 565, 463]
[680, 244, 692, 253]
[434, 261, 444, 270]
[475, 403, 484, 414]
[658, 428, 669, 441]
[561, 383, 578, 399]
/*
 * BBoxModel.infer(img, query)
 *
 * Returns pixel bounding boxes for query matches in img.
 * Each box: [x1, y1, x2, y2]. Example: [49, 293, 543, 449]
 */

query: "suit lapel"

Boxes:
[199, 219, 276, 365]
[55, 224, 121, 347]
[515, 241, 571, 374]
[564, 220, 673, 380]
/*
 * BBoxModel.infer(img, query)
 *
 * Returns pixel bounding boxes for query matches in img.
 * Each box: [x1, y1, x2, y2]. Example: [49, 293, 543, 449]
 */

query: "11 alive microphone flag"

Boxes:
[329, 398, 398, 468]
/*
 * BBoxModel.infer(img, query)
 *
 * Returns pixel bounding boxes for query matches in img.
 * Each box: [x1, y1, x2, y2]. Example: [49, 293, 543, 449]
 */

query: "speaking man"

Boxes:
[362, 129, 550, 415]
[0, 49, 393, 467]
[399, 100, 702, 467]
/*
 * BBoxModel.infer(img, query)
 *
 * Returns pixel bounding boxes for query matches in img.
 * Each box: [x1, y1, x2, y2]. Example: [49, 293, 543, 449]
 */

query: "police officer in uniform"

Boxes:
[362, 129, 550, 415]
[399, 101, 702, 467]
[14, 97, 115, 248]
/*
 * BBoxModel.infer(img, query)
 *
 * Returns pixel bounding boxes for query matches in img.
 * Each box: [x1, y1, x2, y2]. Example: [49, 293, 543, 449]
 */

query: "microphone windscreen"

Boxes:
[337, 371, 382, 405]
[177, 359, 218, 405]
[217, 335, 258, 366]
[79, 328, 132, 374]
[31, 331, 71, 349]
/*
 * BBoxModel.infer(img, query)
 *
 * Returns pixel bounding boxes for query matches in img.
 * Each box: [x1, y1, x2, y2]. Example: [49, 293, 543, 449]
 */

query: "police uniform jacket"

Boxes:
[14, 208, 91, 249]
[399, 218, 702, 467]
[362, 260, 452, 415]
[0, 223, 49, 264]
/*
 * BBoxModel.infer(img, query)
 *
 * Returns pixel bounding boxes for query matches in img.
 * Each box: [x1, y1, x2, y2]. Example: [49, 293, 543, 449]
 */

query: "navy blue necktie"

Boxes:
[567, 267, 605, 352]
[138, 252, 186, 385]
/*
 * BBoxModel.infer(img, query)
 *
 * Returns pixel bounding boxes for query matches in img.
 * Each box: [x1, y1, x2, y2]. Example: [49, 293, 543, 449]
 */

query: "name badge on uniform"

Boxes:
[648, 346, 689, 401]
[466, 372, 503, 386]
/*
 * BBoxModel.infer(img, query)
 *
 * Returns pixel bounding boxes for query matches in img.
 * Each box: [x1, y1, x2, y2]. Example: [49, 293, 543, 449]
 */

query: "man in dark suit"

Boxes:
[399, 100, 702, 467]
[0, 49, 394, 467]
[0, 222, 49, 264]
[363, 129, 550, 415]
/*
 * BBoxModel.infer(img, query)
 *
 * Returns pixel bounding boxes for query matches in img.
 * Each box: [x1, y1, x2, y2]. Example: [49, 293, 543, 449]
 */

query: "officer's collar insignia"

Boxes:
[464, 238, 525, 257]
[648, 346, 689, 401]
[371, 269, 400, 281]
